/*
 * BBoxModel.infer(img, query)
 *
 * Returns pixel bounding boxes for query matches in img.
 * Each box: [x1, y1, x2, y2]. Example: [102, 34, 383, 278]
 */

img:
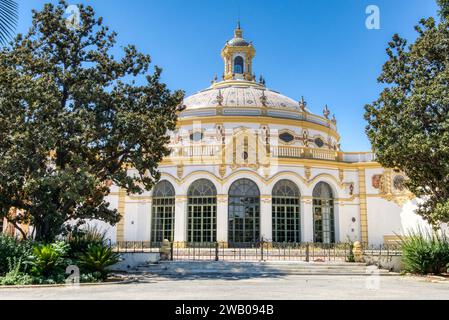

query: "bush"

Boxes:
[0, 257, 33, 286]
[77, 244, 120, 280]
[66, 226, 107, 259]
[400, 229, 449, 275]
[29, 241, 70, 280]
[346, 242, 355, 263]
[0, 234, 33, 276]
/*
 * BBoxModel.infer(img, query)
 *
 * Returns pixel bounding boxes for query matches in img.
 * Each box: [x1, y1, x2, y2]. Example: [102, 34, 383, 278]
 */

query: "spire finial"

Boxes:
[323, 105, 330, 119]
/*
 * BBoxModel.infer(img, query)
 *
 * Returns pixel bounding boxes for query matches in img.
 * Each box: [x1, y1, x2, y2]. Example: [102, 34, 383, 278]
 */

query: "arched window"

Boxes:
[234, 56, 244, 74]
[187, 179, 217, 243]
[272, 180, 301, 243]
[151, 181, 175, 243]
[313, 182, 335, 243]
[228, 179, 260, 245]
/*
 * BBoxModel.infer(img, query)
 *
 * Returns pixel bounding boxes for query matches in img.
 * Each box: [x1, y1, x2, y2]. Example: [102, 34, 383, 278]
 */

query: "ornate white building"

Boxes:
[98, 24, 426, 247]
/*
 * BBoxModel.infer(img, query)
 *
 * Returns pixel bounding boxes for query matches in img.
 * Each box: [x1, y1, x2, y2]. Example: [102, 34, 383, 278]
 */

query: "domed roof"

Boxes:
[226, 23, 251, 47]
[227, 37, 250, 47]
[183, 81, 302, 111]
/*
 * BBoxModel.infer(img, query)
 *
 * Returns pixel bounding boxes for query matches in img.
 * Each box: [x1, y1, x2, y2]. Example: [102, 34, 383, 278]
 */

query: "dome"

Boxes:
[183, 81, 301, 111]
[178, 23, 337, 133]
[227, 37, 250, 47]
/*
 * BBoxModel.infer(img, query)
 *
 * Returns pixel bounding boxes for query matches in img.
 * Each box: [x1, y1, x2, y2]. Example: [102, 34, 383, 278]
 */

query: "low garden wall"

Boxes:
[363, 254, 403, 273]
[111, 252, 161, 271]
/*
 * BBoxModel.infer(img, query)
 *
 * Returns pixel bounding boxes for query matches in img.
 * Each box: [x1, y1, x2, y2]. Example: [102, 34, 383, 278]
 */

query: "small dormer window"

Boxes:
[234, 56, 244, 74]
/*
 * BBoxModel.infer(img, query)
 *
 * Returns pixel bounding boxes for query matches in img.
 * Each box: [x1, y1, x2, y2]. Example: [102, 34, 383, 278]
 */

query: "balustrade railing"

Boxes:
[168, 144, 375, 163]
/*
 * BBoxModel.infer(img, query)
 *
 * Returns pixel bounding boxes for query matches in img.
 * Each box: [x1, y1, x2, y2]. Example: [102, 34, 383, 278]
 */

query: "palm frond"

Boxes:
[0, 0, 18, 46]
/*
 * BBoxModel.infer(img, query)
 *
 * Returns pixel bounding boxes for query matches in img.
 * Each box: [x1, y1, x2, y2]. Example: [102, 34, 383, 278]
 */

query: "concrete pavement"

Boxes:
[0, 274, 448, 300]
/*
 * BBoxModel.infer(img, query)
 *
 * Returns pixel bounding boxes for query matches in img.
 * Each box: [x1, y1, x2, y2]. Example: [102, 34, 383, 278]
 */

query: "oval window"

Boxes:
[314, 138, 324, 148]
[279, 132, 294, 143]
[190, 132, 203, 142]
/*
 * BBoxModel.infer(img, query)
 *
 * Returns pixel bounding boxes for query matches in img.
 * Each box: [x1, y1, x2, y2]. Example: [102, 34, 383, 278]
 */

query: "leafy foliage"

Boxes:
[400, 228, 449, 275]
[0, 1, 184, 242]
[0, 234, 32, 275]
[77, 244, 120, 280]
[0, 0, 18, 46]
[0, 257, 33, 286]
[364, 0, 449, 225]
[66, 225, 107, 258]
[29, 241, 70, 279]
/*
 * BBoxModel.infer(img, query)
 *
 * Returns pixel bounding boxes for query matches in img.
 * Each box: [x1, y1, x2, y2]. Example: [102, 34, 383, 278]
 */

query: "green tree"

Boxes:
[364, 1, 449, 226]
[0, 0, 17, 46]
[0, 1, 184, 241]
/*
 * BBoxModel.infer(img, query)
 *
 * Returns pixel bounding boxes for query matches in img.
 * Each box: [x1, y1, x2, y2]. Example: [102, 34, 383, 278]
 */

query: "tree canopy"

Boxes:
[0, 1, 184, 241]
[365, 0, 449, 226]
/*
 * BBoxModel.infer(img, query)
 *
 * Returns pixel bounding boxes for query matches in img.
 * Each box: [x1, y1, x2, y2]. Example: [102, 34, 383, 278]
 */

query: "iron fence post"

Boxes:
[215, 242, 219, 261]
[170, 241, 174, 261]
[260, 239, 264, 261]
[305, 243, 310, 262]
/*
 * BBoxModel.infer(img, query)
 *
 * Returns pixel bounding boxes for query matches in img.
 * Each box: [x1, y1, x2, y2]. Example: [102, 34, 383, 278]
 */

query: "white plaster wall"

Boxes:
[336, 203, 360, 242]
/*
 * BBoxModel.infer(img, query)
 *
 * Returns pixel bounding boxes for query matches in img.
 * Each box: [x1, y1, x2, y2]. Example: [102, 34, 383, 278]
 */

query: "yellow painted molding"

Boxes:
[358, 169, 369, 243]
[176, 116, 341, 140]
[160, 157, 382, 169]
[116, 188, 126, 242]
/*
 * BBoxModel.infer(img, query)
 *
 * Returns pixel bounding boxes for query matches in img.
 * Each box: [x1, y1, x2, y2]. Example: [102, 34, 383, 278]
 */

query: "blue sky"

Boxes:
[16, 0, 439, 151]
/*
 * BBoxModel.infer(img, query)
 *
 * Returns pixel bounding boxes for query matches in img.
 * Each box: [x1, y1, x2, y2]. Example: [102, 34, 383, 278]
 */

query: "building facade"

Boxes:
[92, 25, 430, 247]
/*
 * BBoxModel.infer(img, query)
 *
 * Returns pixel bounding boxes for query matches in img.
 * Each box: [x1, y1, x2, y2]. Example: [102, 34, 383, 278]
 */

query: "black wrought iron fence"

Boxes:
[112, 241, 161, 253]
[110, 240, 403, 261]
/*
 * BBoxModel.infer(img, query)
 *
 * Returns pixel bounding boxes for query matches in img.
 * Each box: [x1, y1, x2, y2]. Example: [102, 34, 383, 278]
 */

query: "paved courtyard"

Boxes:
[0, 274, 448, 300]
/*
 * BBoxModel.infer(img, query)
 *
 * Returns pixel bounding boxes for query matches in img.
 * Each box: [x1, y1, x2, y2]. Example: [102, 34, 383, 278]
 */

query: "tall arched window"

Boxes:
[187, 179, 217, 243]
[151, 180, 175, 243]
[234, 56, 244, 74]
[272, 180, 301, 243]
[228, 179, 260, 245]
[313, 182, 335, 243]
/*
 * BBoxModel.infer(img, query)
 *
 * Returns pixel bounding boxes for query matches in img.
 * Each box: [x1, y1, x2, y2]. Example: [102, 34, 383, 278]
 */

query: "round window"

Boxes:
[393, 175, 406, 191]
[190, 132, 203, 142]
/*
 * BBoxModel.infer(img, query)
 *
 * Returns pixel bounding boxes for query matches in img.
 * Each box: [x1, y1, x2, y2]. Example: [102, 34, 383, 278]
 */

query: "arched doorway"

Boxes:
[313, 182, 335, 243]
[272, 180, 301, 243]
[228, 179, 260, 245]
[187, 179, 217, 243]
[151, 180, 175, 243]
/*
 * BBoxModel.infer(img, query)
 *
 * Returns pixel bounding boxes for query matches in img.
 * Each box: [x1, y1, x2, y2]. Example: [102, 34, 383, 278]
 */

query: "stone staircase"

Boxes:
[134, 261, 393, 276]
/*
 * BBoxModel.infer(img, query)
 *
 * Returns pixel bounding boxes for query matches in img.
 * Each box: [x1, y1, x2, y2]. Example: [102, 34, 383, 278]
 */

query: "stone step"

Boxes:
[135, 261, 391, 276]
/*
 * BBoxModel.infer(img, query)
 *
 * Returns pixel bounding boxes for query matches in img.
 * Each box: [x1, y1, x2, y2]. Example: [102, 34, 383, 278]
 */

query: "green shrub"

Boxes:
[77, 244, 120, 280]
[400, 229, 449, 275]
[0, 234, 33, 276]
[80, 272, 102, 283]
[0, 257, 33, 286]
[66, 226, 107, 258]
[346, 242, 355, 263]
[29, 241, 70, 279]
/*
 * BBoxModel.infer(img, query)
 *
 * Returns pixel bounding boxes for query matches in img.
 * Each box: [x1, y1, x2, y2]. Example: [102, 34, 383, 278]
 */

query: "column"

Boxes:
[216, 194, 228, 247]
[302, 197, 314, 242]
[116, 188, 126, 243]
[174, 195, 187, 247]
[358, 169, 369, 244]
[260, 195, 272, 242]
